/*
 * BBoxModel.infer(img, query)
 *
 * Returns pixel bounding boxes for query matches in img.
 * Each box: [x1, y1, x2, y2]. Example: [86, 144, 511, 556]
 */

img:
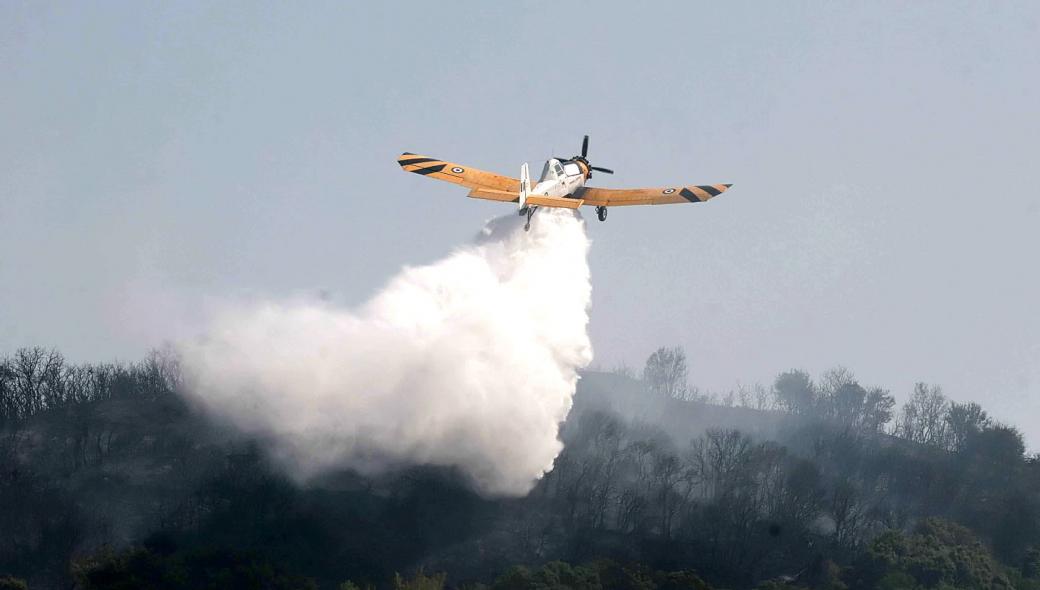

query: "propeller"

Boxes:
[573, 134, 613, 177]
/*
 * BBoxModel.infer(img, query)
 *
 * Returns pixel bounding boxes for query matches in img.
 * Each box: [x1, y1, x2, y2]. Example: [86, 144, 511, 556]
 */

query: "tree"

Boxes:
[865, 519, 1013, 590]
[491, 562, 599, 590]
[963, 424, 1025, 465]
[861, 387, 896, 433]
[11, 347, 56, 419]
[773, 371, 815, 415]
[73, 547, 319, 590]
[643, 347, 688, 399]
[946, 402, 990, 451]
[0, 576, 28, 590]
[819, 367, 857, 398]
[690, 429, 755, 500]
[1022, 547, 1040, 579]
[896, 383, 948, 446]
[827, 383, 867, 431]
[393, 570, 447, 590]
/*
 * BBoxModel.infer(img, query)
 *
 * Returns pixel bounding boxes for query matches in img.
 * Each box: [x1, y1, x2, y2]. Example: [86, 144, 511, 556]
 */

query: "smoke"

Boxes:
[178, 209, 593, 496]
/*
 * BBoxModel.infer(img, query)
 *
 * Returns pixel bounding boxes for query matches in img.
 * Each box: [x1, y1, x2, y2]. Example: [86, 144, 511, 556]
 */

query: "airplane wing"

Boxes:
[575, 184, 732, 207]
[398, 153, 521, 201]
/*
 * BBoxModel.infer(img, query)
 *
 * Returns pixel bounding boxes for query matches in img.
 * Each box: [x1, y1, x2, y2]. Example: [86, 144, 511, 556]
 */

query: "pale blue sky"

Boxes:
[2, 2, 1039, 442]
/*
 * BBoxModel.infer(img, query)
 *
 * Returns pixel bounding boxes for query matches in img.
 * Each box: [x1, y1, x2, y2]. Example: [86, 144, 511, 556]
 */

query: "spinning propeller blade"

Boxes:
[576, 135, 613, 177]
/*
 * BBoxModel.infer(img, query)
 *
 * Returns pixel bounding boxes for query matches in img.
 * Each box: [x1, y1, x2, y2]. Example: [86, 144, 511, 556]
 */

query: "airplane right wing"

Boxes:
[575, 183, 733, 206]
[398, 153, 521, 203]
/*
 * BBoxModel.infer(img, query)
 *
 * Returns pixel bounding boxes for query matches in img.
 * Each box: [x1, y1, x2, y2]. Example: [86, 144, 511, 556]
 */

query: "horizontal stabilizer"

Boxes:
[467, 188, 519, 202]
[525, 196, 584, 209]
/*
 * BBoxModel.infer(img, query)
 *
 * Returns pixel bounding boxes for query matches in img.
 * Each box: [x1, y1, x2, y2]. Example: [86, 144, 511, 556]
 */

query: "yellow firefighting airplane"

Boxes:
[398, 135, 732, 230]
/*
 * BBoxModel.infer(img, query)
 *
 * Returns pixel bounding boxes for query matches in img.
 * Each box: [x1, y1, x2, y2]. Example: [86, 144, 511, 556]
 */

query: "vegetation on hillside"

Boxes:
[1, 346, 1038, 589]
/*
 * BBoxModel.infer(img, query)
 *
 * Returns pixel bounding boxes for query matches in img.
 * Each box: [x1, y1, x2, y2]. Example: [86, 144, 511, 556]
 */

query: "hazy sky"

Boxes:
[3, 3, 1039, 443]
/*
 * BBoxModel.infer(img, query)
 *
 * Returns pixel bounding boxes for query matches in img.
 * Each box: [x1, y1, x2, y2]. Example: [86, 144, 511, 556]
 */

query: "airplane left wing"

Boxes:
[575, 183, 732, 207]
[398, 153, 521, 196]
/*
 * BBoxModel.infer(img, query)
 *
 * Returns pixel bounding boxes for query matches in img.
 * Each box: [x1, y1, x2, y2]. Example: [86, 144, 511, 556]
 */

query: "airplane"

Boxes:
[398, 135, 732, 230]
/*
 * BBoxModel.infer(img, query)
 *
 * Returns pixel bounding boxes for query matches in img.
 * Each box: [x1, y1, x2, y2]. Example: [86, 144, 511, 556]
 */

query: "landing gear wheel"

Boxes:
[596, 206, 608, 222]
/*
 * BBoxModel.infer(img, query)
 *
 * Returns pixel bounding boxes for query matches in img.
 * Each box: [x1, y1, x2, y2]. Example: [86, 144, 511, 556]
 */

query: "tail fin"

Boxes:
[519, 163, 531, 209]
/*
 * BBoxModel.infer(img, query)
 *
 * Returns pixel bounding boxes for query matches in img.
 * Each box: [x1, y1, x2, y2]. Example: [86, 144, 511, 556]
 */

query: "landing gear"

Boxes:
[522, 206, 537, 231]
[596, 206, 608, 222]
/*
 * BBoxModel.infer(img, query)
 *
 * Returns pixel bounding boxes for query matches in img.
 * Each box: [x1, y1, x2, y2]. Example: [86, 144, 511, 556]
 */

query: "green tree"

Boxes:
[774, 370, 815, 415]
[946, 402, 990, 451]
[1023, 547, 1040, 579]
[865, 519, 1013, 590]
[393, 570, 447, 590]
[491, 562, 600, 590]
[73, 547, 318, 590]
[0, 576, 28, 590]
[862, 387, 896, 432]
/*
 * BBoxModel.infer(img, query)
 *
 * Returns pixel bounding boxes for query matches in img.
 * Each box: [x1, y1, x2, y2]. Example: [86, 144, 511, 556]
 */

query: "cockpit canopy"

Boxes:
[539, 159, 582, 181]
[540, 159, 565, 181]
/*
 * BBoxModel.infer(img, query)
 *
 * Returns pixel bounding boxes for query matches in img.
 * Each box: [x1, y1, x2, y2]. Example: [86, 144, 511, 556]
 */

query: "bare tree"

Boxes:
[819, 366, 857, 397]
[12, 347, 64, 418]
[0, 358, 15, 423]
[690, 429, 753, 500]
[896, 383, 949, 446]
[651, 451, 683, 537]
[736, 383, 752, 408]
[642, 346, 688, 399]
[753, 383, 773, 411]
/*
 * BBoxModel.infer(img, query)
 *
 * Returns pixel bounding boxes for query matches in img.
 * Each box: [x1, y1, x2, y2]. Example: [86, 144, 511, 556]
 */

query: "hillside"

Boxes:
[2, 349, 1039, 589]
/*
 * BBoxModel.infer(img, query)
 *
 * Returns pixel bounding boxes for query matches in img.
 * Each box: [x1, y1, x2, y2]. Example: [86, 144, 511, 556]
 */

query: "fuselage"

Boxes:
[531, 158, 589, 198]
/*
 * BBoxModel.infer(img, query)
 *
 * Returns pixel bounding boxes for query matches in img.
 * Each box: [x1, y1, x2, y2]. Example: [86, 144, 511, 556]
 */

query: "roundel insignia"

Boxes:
[451, 166, 464, 174]
[662, 188, 677, 195]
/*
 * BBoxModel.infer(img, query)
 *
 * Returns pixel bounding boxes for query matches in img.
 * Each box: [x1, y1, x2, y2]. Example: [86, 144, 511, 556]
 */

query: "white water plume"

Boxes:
[178, 209, 593, 496]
